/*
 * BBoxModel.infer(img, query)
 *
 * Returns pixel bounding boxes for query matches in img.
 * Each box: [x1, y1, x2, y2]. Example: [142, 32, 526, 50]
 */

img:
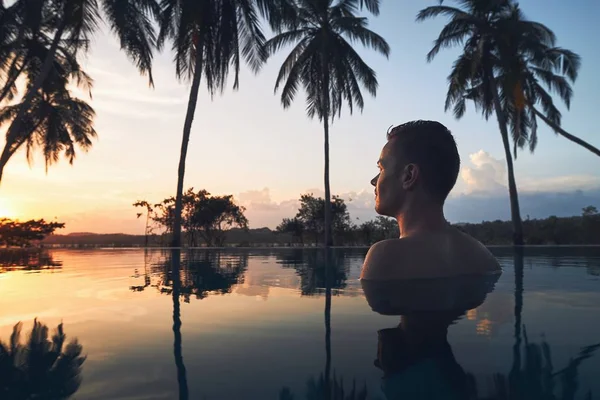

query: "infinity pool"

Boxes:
[1, 247, 599, 399]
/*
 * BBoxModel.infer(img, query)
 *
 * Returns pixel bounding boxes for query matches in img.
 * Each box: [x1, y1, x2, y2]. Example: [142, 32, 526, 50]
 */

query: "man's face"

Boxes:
[371, 141, 406, 217]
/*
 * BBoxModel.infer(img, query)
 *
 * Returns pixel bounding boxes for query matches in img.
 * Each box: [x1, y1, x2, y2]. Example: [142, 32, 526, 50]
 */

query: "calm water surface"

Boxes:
[1, 247, 600, 399]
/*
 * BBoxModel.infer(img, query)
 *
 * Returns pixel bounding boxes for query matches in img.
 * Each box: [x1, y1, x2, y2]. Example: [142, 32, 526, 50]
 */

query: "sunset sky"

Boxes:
[1, 0, 599, 234]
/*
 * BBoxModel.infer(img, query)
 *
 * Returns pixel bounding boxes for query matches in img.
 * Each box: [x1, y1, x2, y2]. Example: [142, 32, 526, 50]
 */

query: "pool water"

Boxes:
[1, 247, 599, 399]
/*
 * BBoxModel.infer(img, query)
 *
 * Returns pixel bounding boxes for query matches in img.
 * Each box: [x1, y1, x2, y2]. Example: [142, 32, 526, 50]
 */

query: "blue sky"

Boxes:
[1, 0, 599, 233]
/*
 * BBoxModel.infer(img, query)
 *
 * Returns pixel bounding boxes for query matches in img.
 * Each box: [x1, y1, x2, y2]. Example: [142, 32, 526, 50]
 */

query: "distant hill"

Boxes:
[41, 227, 292, 247]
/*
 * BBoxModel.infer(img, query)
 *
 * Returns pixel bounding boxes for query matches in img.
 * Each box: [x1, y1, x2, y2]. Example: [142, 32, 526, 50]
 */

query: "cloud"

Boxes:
[460, 150, 506, 194]
[236, 188, 299, 228]
[235, 187, 377, 228]
[237, 188, 279, 211]
[458, 150, 600, 195]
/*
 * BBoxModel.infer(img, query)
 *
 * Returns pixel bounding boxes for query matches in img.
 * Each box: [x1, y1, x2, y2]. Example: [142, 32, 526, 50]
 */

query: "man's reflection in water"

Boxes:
[362, 274, 499, 399]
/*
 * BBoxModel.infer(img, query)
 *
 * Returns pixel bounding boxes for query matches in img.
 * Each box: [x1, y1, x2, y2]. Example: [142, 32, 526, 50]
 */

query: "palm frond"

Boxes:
[101, 0, 160, 87]
[265, 28, 311, 56]
[334, 17, 390, 58]
[416, 5, 472, 23]
[426, 18, 472, 62]
[530, 66, 572, 108]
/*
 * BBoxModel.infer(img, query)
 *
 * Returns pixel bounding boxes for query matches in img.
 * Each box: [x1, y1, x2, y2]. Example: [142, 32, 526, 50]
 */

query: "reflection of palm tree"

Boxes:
[279, 249, 368, 400]
[363, 267, 599, 399]
[0, 319, 85, 399]
[510, 248, 525, 383]
[482, 248, 600, 400]
[478, 328, 600, 400]
[324, 250, 332, 399]
[130, 250, 248, 301]
[171, 249, 189, 400]
[276, 249, 349, 296]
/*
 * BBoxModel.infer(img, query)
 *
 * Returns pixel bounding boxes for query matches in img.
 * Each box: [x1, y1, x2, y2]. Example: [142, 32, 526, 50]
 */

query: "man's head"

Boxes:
[371, 120, 460, 217]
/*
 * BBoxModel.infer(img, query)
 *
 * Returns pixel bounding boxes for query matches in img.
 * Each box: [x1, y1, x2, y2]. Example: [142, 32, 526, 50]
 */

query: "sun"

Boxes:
[0, 199, 16, 219]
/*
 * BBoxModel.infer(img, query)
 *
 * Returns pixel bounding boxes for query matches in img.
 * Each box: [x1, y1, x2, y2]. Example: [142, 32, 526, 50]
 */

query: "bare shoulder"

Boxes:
[360, 238, 414, 280]
[451, 228, 501, 273]
[360, 229, 501, 281]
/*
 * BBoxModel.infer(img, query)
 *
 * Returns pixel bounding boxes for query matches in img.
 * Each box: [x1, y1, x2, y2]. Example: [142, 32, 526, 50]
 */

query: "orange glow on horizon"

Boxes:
[0, 198, 17, 219]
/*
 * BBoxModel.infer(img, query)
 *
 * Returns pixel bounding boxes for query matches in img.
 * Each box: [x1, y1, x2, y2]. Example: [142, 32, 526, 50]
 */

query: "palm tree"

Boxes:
[0, 319, 86, 399]
[418, 0, 598, 245]
[417, 0, 525, 245]
[265, 0, 389, 247]
[489, 3, 600, 159]
[157, 0, 267, 248]
[0, 0, 160, 184]
[0, 0, 45, 104]
[0, 52, 96, 171]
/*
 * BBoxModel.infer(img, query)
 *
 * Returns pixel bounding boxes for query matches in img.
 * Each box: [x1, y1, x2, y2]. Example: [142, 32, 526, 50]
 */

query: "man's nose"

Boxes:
[370, 174, 379, 187]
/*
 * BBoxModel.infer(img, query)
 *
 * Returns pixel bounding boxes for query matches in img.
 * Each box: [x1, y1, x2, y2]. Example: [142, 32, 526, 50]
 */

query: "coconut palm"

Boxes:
[156, 0, 267, 248]
[265, 0, 389, 247]
[0, 0, 45, 104]
[0, 42, 96, 172]
[419, 0, 598, 245]
[417, 0, 526, 244]
[0, 319, 86, 399]
[488, 3, 600, 159]
[0, 0, 160, 183]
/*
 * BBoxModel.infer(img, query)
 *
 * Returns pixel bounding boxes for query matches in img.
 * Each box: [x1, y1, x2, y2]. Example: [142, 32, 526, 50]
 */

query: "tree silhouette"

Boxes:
[0, 0, 160, 183]
[279, 249, 369, 400]
[131, 250, 248, 302]
[156, 0, 266, 248]
[265, 0, 389, 247]
[170, 249, 189, 400]
[0, 319, 86, 399]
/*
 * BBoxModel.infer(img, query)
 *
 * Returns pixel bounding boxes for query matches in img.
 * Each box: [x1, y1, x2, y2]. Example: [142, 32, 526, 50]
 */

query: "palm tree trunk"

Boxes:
[532, 107, 600, 157]
[323, 117, 333, 247]
[491, 82, 524, 245]
[0, 18, 67, 185]
[321, 64, 333, 248]
[171, 53, 202, 248]
[171, 249, 189, 400]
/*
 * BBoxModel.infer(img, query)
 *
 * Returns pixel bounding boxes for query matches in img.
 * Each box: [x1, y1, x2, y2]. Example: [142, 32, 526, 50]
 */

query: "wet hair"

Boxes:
[387, 120, 460, 203]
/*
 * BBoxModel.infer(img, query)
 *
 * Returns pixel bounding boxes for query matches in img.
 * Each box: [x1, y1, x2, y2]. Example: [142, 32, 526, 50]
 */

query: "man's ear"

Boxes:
[402, 163, 419, 190]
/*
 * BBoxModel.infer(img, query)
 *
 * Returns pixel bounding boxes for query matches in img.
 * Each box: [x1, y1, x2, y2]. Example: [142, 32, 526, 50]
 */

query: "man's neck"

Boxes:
[396, 202, 448, 238]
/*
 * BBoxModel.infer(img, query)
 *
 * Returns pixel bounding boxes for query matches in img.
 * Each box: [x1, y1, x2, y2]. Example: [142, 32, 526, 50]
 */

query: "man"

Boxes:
[360, 120, 500, 280]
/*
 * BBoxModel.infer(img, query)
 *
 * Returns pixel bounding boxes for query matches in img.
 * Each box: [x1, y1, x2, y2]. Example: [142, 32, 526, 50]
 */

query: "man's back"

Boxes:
[360, 227, 501, 280]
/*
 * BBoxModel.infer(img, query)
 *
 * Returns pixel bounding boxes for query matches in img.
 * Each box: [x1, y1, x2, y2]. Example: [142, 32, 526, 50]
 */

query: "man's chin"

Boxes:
[374, 204, 387, 216]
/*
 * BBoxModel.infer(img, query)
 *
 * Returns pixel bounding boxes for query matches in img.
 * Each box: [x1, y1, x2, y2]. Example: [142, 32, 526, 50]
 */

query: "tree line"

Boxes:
[276, 194, 600, 246]
[0, 217, 64, 247]
[0, 194, 598, 248]
[1, 0, 599, 248]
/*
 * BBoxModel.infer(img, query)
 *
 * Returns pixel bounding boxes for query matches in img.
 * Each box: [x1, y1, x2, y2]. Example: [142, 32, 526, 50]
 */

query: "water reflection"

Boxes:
[0, 249, 62, 273]
[491, 249, 600, 400]
[130, 250, 248, 302]
[279, 250, 370, 400]
[276, 249, 351, 296]
[363, 274, 499, 399]
[362, 251, 600, 400]
[171, 249, 189, 400]
[0, 319, 85, 399]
